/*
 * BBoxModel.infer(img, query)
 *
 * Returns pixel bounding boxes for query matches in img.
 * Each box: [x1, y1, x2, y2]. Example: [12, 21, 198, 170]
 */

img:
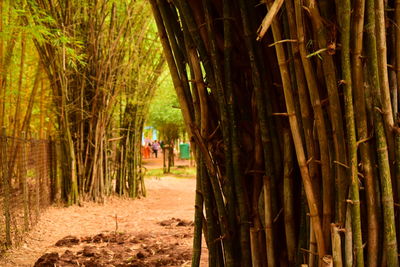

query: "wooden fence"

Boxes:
[0, 129, 56, 253]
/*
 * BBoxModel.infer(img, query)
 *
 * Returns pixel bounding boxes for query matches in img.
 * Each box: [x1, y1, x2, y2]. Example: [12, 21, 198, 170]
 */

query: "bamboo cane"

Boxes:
[191, 149, 203, 267]
[283, 129, 296, 264]
[292, 1, 332, 252]
[237, 1, 279, 265]
[351, 0, 379, 265]
[337, 0, 364, 265]
[1, 127, 11, 247]
[305, 0, 347, 226]
[284, 0, 317, 181]
[331, 224, 343, 267]
[263, 0, 326, 260]
[202, 1, 240, 264]
[223, 1, 252, 264]
[149, 0, 193, 137]
[365, 0, 399, 265]
[374, 0, 395, 127]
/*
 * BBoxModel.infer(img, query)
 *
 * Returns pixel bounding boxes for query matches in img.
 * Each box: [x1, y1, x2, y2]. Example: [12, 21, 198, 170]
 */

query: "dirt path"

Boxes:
[0, 156, 207, 266]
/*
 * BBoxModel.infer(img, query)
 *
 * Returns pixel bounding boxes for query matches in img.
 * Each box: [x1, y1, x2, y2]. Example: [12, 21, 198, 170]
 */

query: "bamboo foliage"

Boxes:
[25, 0, 165, 203]
[151, 0, 400, 265]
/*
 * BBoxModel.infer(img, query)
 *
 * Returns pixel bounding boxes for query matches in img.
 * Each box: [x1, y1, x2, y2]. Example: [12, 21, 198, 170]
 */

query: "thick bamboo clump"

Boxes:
[151, 0, 400, 266]
[26, 0, 162, 203]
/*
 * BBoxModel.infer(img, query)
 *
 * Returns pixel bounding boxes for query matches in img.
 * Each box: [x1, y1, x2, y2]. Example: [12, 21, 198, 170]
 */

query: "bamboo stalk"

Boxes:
[256, 0, 284, 40]
[263, 0, 326, 259]
[344, 204, 353, 267]
[202, 1, 239, 264]
[0, 0, 3, 128]
[157, 0, 194, 117]
[21, 132, 29, 231]
[365, 0, 399, 265]
[351, 0, 379, 265]
[223, 0, 252, 264]
[200, 159, 221, 267]
[305, 0, 347, 226]
[253, 112, 268, 267]
[284, 0, 317, 181]
[375, 0, 395, 127]
[331, 224, 343, 267]
[237, 1, 278, 265]
[293, 0, 331, 251]
[174, 0, 215, 90]
[13, 32, 26, 138]
[263, 173, 276, 267]
[190, 33, 203, 267]
[149, 0, 193, 137]
[396, 0, 400, 117]
[191, 152, 203, 267]
[283, 129, 296, 264]
[1, 127, 11, 247]
[337, 0, 364, 264]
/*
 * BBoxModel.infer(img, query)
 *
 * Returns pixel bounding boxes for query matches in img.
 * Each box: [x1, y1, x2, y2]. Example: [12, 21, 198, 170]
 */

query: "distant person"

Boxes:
[152, 140, 161, 158]
[144, 143, 151, 159]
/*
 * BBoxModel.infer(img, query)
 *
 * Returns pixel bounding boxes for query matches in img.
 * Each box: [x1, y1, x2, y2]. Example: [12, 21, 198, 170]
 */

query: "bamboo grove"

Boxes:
[150, 0, 400, 266]
[0, 0, 165, 204]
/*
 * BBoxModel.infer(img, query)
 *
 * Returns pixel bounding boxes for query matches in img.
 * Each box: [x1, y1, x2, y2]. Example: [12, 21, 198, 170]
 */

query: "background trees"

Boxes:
[150, 0, 400, 266]
[0, 0, 166, 204]
[148, 75, 185, 172]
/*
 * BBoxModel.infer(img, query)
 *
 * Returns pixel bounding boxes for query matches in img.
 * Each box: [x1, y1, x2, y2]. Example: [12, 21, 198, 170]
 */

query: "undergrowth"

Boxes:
[144, 166, 196, 179]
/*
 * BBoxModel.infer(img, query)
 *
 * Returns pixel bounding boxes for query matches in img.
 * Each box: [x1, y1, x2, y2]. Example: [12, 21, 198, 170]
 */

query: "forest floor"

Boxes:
[0, 152, 207, 266]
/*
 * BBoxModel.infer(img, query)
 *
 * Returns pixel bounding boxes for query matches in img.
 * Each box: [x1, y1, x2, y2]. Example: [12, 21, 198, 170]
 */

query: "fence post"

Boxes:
[54, 139, 61, 202]
[33, 134, 40, 223]
[21, 132, 29, 231]
[1, 127, 11, 247]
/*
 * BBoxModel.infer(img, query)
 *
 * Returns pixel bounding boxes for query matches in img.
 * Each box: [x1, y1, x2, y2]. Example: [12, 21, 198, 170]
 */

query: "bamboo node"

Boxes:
[381, 197, 394, 204]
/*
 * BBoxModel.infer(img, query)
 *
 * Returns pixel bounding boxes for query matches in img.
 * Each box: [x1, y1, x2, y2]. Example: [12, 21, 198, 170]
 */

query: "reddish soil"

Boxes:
[0, 155, 207, 266]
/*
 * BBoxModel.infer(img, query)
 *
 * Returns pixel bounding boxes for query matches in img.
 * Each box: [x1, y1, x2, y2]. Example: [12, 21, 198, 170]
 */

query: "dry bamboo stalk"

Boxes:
[305, 0, 347, 226]
[374, 0, 395, 127]
[264, 0, 326, 259]
[284, 0, 316, 179]
[293, 0, 331, 251]
[331, 224, 343, 267]
[351, 0, 379, 265]
[344, 205, 353, 267]
[256, 0, 284, 40]
[13, 33, 26, 138]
